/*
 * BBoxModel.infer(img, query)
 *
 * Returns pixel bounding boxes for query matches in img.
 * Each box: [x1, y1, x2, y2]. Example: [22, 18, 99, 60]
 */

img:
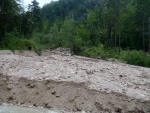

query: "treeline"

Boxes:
[40, 0, 150, 52]
[0, 0, 150, 67]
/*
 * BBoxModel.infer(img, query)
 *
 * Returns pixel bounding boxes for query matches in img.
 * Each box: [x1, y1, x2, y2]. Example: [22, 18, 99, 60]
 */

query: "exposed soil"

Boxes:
[0, 49, 150, 113]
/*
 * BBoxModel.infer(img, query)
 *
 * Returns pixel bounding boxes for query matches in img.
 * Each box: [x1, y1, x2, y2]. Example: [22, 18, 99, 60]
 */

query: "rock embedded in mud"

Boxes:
[7, 85, 12, 90]
[86, 70, 94, 75]
[51, 91, 56, 95]
[119, 74, 127, 78]
[7, 96, 14, 101]
[26, 83, 35, 88]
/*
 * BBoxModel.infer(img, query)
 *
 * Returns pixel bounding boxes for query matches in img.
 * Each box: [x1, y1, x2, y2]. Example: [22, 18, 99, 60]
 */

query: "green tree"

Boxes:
[59, 19, 75, 48]
[29, 0, 42, 30]
[0, 0, 21, 42]
[134, 0, 150, 51]
[21, 0, 42, 38]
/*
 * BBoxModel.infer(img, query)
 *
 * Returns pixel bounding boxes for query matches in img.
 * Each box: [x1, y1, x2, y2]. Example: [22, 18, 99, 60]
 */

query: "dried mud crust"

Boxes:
[0, 50, 150, 113]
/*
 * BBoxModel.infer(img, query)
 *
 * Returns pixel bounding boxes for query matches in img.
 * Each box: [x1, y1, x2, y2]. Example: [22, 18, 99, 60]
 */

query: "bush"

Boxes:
[119, 50, 150, 67]
[0, 38, 38, 52]
[81, 44, 107, 58]
[32, 32, 61, 49]
[81, 46, 150, 67]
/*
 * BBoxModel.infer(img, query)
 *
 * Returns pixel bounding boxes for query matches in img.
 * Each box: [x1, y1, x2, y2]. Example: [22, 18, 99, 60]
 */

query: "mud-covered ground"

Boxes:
[0, 49, 150, 113]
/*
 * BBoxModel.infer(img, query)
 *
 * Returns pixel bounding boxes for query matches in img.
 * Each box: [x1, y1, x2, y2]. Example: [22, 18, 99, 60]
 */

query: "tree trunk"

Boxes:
[114, 24, 117, 52]
[149, 17, 150, 53]
[110, 20, 113, 47]
[142, 14, 145, 51]
[118, 0, 121, 52]
[114, 19, 117, 52]
[1, 0, 4, 39]
[108, 21, 112, 46]
[19, 13, 24, 38]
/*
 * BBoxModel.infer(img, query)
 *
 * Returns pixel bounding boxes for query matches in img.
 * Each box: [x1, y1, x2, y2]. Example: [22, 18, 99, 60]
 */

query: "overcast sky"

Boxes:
[23, 0, 58, 8]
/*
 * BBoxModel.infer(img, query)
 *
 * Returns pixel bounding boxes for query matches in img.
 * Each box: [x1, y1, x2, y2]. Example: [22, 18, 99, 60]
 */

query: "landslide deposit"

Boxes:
[0, 50, 150, 113]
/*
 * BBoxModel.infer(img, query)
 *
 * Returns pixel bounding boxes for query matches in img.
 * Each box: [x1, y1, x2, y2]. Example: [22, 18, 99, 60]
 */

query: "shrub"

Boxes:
[81, 44, 107, 58]
[119, 50, 150, 67]
[0, 37, 38, 52]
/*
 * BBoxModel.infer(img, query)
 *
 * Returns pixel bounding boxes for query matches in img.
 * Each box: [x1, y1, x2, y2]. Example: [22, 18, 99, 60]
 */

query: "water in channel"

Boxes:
[0, 105, 60, 113]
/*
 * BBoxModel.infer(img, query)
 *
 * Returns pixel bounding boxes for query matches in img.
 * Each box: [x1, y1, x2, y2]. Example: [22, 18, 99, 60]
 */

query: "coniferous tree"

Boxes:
[0, 0, 21, 41]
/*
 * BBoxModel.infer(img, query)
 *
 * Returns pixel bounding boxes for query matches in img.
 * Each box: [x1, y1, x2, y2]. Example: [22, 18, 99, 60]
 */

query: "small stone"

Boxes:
[7, 85, 12, 90]
[119, 74, 127, 77]
[67, 76, 71, 78]
[86, 70, 94, 74]
[51, 91, 56, 95]
[119, 75, 123, 77]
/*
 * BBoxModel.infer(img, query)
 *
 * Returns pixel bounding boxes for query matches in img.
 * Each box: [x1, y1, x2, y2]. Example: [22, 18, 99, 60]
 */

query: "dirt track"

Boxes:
[0, 50, 150, 113]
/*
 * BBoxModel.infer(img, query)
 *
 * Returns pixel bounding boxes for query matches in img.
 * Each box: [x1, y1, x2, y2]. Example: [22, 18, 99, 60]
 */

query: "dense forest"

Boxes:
[0, 0, 150, 67]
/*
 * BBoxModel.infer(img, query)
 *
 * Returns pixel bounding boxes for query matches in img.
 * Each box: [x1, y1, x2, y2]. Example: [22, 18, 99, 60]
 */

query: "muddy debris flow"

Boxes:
[0, 50, 150, 113]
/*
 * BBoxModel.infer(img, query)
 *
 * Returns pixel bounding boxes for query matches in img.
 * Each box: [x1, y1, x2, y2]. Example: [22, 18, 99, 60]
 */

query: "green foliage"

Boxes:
[80, 45, 150, 67]
[0, 0, 22, 40]
[32, 20, 75, 49]
[119, 50, 150, 67]
[0, 37, 37, 52]
[32, 32, 59, 49]
[81, 44, 106, 57]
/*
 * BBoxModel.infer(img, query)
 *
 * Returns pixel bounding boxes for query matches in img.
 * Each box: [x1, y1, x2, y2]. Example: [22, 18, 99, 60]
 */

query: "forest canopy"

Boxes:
[0, 0, 150, 67]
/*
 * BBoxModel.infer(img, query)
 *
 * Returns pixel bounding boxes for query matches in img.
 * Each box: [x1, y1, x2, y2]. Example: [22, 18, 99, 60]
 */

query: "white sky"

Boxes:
[23, 0, 58, 8]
